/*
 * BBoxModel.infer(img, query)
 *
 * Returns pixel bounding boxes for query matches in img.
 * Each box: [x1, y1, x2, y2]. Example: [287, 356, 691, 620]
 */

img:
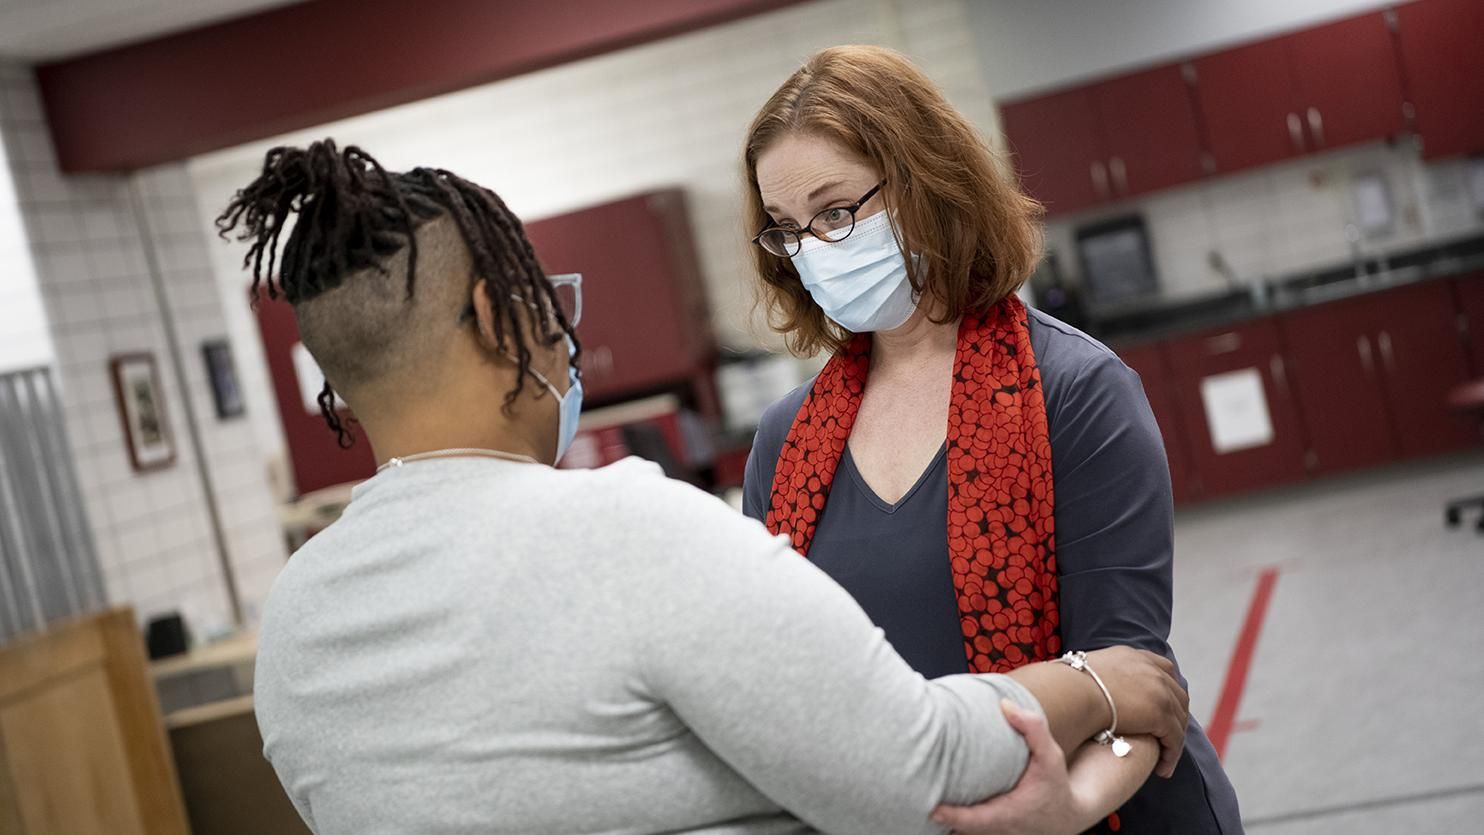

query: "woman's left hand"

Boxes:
[930, 699, 1088, 835]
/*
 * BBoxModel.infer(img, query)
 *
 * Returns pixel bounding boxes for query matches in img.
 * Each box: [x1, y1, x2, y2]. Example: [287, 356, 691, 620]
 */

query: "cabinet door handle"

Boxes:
[1270, 354, 1288, 391]
[1377, 330, 1395, 374]
[1091, 161, 1110, 200]
[1288, 112, 1306, 153]
[1306, 107, 1325, 148]
[1204, 332, 1242, 355]
[1110, 156, 1128, 196]
[1356, 334, 1374, 375]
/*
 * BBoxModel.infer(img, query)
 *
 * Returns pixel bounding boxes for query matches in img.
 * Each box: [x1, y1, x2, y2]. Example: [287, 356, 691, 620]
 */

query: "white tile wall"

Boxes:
[1045, 139, 1484, 301]
[0, 62, 287, 635]
[0, 95, 50, 373]
[189, 0, 995, 468]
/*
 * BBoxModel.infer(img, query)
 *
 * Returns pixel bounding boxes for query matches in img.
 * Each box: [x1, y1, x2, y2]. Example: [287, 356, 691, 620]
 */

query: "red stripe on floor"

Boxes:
[1207, 567, 1279, 760]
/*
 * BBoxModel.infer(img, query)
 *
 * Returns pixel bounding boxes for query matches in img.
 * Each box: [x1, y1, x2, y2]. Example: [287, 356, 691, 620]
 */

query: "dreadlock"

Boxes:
[215, 140, 579, 448]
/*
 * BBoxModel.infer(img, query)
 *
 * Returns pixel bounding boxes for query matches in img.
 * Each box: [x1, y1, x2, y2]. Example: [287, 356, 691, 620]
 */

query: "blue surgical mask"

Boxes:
[527, 335, 582, 462]
[789, 210, 919, 333]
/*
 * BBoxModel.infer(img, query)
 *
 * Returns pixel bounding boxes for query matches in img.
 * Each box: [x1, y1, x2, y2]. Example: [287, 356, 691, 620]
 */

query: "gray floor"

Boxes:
[1168, 453, 1484, 834]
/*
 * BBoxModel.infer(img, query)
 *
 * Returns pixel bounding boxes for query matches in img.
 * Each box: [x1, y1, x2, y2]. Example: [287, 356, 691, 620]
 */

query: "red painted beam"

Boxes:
[1207, 567, 1279, 759]
[36, 0, 807, 173]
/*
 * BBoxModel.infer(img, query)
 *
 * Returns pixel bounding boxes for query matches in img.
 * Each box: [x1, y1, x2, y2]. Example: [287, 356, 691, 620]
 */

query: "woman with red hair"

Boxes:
[741, 45, 1242, 834]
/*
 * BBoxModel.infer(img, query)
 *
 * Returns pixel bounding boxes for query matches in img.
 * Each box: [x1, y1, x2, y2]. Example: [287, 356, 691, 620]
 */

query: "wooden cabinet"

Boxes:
[1163, 320, 1309, 497]
[1455, 273, 1484, 374]
[999, 87, 1105, 215]
[1193, 11, 1406, 175]
[1116, 342, 1199, 503]
[1281, 295, 1400, 475]
[1000, 65, 1204, 215]
[524, 190, 715, 404]
[0, 609, 191, 835]
[1396, 0, 1484, 159]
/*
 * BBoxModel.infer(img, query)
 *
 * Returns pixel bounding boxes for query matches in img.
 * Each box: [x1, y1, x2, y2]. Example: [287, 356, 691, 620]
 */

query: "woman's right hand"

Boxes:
[1083, 647, 1189, 777]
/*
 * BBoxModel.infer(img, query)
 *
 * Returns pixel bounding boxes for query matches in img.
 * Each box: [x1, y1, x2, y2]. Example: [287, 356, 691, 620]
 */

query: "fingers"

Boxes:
[1001, 699, 1064, 767]
[1143, 650, 1176, 675]
[1152, 686, 1188, 778]
[932, 802, 990, 831]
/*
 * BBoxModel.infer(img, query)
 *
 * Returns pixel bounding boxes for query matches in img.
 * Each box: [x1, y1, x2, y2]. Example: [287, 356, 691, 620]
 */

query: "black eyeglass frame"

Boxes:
[751, 180, 887, 258]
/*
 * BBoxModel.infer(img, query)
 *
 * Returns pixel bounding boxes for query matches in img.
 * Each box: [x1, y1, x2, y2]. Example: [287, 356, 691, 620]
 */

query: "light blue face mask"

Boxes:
[526, 335, 583, 463]
[789, 210, 919, 333]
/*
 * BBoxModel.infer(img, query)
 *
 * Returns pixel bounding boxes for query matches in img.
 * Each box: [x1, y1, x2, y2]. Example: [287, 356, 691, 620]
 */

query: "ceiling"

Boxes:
[0, 0, 303, 62]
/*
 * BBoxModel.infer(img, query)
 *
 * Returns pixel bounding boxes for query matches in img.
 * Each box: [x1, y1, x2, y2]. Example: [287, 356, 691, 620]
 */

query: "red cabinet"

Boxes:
[524, 190, 714, 404]
[1372, 281, 1477, 456]
[1193, 11, 1406, 175]
[1116, 343, 1199, 503]
[1094, 65, 1207, 199]
[1000, 64, 1204, 216]
[1284, 12, 1407, 154]
[1109, 278, 1479, 501]
[1191, 38, 1302, 174]
[999, 88, 1104, 215]
[1456, 273, 1484, 374]
[1396, 0, 1484, 159]
[1282, 280, 1474, 474]
[1163, 320, 1309, 497]
[1281, 295, 1400, 475]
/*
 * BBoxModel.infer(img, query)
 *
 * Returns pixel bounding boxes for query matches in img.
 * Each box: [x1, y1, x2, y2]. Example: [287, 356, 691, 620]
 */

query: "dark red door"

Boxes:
[1285, 12, 1407, 152]
[1455, 273, 1484, 374]
[1396, 0, 1484, 159]
[1280, 296, 1398, 475]
[1116, 342, 1199, 503]
[1192, 38, 1304, 175]
[999, 87, 1106, 216]
[524, 191, 709, 403]
[1164, 320, 1309, 497]
[1092, 64, 1205, 199]
[1371, 281, 1478, 457]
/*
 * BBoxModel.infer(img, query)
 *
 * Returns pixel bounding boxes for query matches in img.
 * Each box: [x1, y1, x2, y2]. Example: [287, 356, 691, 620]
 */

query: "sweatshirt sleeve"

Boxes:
[619, 472, 1039, 835]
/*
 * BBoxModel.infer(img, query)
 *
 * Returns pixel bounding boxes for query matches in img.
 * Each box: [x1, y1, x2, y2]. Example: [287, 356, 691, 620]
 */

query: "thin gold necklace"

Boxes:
[377, 447, 542, 473]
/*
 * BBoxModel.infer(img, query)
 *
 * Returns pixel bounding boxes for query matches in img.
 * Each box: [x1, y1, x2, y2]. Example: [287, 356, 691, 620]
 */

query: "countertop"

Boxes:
[1089, 234, 1484, 346]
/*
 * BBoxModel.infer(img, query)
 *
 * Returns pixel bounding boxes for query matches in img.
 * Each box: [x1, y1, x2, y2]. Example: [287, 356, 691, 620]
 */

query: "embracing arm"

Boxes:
[626, 474, 1181, 834]
[1049, 349, 1190, 776]
[1066, 736, 1159, 824]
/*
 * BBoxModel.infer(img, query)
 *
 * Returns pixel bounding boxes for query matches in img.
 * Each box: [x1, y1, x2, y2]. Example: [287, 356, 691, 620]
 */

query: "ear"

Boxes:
[469, 278, 504, 352]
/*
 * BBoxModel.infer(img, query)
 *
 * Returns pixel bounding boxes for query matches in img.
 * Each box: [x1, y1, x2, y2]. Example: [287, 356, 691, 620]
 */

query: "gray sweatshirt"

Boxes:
[254, 456, 1038, 835]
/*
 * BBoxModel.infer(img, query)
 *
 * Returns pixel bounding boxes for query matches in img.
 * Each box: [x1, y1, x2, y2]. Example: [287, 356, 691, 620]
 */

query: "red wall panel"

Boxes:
[37, 0, 806, 172]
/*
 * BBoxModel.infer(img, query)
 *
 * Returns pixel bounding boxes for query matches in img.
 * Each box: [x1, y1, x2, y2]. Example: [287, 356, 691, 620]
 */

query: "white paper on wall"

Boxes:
[1199, 367, 1274, 454]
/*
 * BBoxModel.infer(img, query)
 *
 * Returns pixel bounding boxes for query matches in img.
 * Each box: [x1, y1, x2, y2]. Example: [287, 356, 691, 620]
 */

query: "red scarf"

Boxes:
[765, 295, 1061, 674]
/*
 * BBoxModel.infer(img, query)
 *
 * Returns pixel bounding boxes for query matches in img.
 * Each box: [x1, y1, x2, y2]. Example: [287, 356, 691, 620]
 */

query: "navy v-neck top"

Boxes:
[742, 308, 1243, 835]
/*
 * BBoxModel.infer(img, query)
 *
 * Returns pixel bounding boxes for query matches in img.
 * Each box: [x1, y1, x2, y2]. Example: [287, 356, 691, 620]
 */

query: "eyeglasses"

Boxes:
[752, 181, 886, 258]
[460, 272, 582, 328]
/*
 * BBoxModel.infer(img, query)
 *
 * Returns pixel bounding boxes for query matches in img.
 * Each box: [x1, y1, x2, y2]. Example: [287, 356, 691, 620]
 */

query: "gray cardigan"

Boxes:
[255, 456, 1041, 835]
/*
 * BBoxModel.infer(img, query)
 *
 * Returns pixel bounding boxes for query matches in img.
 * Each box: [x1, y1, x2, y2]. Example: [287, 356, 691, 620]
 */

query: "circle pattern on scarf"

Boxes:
[765, 296, 1060, 674]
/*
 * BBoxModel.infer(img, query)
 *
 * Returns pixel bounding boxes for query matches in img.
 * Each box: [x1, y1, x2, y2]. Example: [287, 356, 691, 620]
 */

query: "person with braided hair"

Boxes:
[229, 140, 1188, 835]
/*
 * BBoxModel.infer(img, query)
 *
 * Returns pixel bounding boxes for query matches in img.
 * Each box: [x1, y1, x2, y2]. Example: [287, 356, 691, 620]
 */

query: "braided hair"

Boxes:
[215, 140, 578, 447]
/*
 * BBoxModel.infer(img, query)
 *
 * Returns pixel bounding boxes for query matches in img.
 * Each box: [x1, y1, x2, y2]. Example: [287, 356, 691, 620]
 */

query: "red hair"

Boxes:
[744, 45, 1043, 355]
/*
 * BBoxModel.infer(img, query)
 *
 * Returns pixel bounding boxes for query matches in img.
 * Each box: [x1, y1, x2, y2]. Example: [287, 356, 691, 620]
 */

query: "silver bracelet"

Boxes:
[1056, 651, 1131, 757]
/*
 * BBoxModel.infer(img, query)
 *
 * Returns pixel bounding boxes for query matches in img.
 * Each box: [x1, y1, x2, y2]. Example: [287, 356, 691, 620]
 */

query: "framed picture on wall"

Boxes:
[110, 353, 176, 472]
[201, 339, 245, 420]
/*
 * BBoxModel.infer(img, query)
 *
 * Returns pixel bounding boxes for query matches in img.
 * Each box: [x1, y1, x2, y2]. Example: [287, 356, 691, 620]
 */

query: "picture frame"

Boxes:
[110, 353, 177, 472]
[201, 339, 245, 420]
